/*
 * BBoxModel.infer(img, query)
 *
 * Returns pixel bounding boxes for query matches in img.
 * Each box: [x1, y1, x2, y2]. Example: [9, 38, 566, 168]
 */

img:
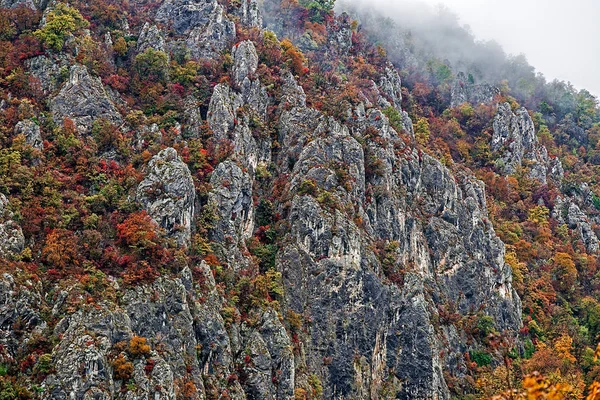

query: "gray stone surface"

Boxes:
[15, 119, 43, 150]
[0, 194, 24, 259]
[492, 102, 563, 183]
[451, 72, 500, 107]
[156, 0, 235, 59]
[137, 148, 196, 246]
[50, 65, 121, 134]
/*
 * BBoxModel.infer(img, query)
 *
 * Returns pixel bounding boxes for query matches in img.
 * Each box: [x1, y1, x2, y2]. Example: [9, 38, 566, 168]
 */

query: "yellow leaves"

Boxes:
[281, 39, 307, 76]
[521, 372, 573, 400]
[113, 37, 128, 57]
[33, 2, 89, 51]
[415, 117, 431, 146]
[129, 336, 151, 358]
[505, 250, 527, 290]
[527, 205, 550, 227]
[553, 335, 577, 364]
[552, 252, 578, 292]
[587, 382, 600, 400]
[490, 372, 575, 400]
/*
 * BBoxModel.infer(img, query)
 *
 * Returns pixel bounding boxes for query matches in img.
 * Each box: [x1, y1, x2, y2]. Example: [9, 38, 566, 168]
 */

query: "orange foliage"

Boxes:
[281, 39, 307, 76]
[129, 336, 151, 357]
[112, 353, 133, 381]
[42, 228, 80, 271]
[117, 211, 160, 251]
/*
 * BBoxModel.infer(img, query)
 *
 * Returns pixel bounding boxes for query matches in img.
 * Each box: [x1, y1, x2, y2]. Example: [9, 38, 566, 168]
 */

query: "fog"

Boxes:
[337, 0, 600, 97]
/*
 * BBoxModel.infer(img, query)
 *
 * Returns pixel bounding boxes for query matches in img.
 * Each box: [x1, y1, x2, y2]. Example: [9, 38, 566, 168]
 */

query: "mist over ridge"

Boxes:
[335, 0, 600, 99]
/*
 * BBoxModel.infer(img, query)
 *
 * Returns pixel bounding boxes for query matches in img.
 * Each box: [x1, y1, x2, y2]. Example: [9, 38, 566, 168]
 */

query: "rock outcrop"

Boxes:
[567, 202, 599, 253]
[137, 148, 196, 246]
[137, 23, 167, 54]
[272, 69, 521, 399]
[377, 65, 414, 135]
[553, 197, 600, 254]
[50, 65, 121, 133]
[0, 0, 46, 10]
[0, 194, 24, 259]
[451, 72, 500, 107]
[41, 264, 251, 400]
[14, 119, 43, 150]
[492, 102, 563, 183]
[156, 0, 236, 59]
[232, 0, 262, 28]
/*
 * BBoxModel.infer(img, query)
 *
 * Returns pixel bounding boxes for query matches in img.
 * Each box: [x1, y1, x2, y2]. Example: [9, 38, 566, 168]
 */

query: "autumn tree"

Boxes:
[34, 3, 89, 51]
[281, 39, 307, 76]
[552, 252, 578, 294]
[42, 228, 80, 271]
[116, 211, 160, 252]
[134, 48, 169, 82]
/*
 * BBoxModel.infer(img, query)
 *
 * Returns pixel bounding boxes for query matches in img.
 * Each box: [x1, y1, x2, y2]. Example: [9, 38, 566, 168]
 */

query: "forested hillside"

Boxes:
[0, 0, 598, 398]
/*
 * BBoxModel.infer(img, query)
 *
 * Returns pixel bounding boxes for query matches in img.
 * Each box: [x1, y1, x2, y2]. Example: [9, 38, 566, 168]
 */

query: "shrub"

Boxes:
[129, 336, 151, 358]
[281, 39, 307, 76]
[475, 315, 497, 338]
[470, 351, 492, 367]
[134, 48, 169, 82]
[117, 211, 160, 251]
[415, 117, 431, 146]
[42, 228, 80, 271]
[112, 354, 133, 381]
[298, 179, 318, 196]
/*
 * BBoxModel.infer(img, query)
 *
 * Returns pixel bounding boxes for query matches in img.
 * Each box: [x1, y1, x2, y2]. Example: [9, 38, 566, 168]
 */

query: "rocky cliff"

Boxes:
[0, 0, 533, 399]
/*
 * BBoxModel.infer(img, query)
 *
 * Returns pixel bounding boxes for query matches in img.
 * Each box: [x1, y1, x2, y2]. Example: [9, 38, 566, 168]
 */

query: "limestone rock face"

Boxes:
[15, 119, 43, 150]
[0, 194, 24, 259]
[328, 13, 353, 55]
[156, 0, 235, 59]
[40, 265, 247, 400]
[208, 160, 254, 268]
[0, 272, 45, 359]
[451, 72, 500, 107]
[50, 65, 121, 133]
[563, 201, 600, 253]
[137, 23, 167, 54]
[0, 0, 46, 10]
[137, 148, 196, 246]
[231, 40, 259, 87]
[27, 54, 70, 94]
[232, 0, 263, 27]
[492, 102, 563, 183]
[238, 310, 295, 400]
[377, 65, 414, 135]
[206, 41, 269, 175]
[182, 95, 203, 138]
[272, 87, 521, 399]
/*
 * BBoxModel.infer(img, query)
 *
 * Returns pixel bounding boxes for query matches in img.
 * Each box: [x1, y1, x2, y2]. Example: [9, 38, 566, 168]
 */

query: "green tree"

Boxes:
[300, 0, 335, 23]
[34, 3, 89, 51]
[134, 48, 169, 82]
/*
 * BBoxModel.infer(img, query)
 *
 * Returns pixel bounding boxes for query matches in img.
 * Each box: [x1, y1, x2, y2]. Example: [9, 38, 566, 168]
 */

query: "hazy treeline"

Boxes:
[336, 0, 598, 138]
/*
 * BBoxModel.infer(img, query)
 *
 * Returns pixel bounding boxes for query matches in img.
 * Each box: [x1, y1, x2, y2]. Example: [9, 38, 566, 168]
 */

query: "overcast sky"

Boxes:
[412, 0, 600, 97]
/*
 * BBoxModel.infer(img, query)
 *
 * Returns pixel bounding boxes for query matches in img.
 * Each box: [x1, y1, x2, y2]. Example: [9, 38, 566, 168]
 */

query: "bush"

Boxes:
[134, 48, 169, 82]
[129, 336, 151, 358]
[112, 354, 133, 381]
[475, 315, 497, 338]
[470, 351, 492, 367]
